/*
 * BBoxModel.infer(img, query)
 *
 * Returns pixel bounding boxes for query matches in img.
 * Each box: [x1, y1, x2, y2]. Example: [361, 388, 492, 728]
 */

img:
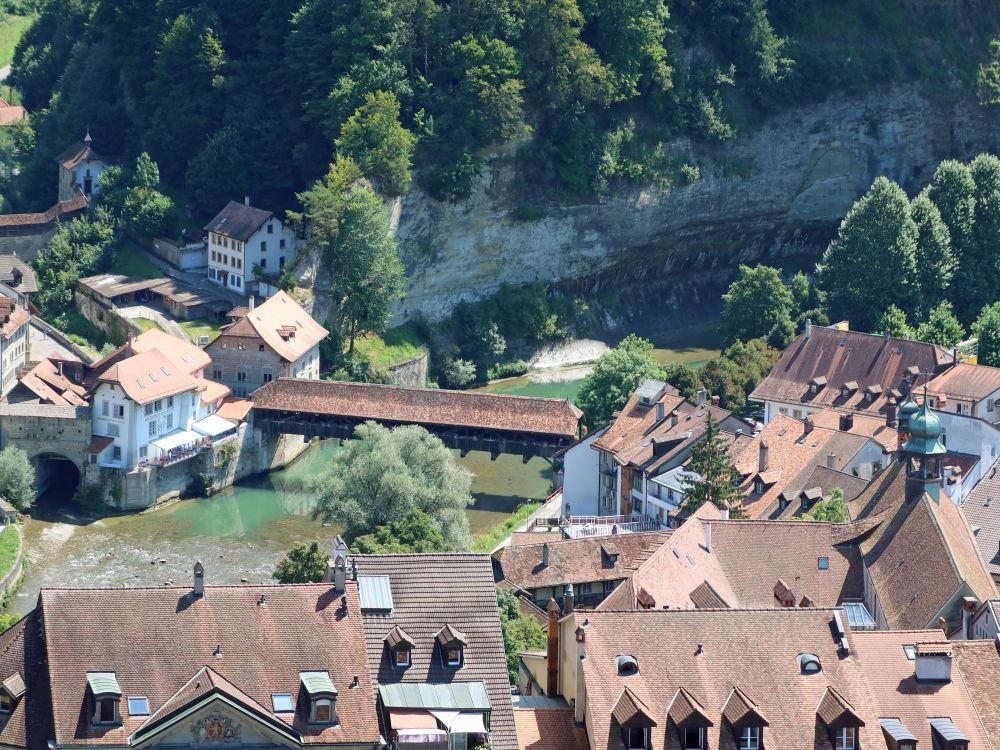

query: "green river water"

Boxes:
[14, 323, 720, 614]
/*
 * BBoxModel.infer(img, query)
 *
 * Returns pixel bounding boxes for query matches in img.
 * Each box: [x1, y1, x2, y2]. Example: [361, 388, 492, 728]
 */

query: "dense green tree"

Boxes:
[968, 154, 1000, 319]
[818, 177, 917, 332]
[143, 14, 226, 179]
[585, 0, 672, 99]
[978, 39, 1000, 106]
[312, 422, 474, 549]
[662, 362, 703, 401]
[497, 589, 546, 683]
[915, 302, 965, 348]
[186, 126, 251, 215]
[352, 508, 451, 553]
[876, 305, 913, 339]
[909, 189, 955, 317]
[682, 413, 742, 516]
[577, 334, 663, 426]
[273, 541, 327, 583]
[35, 214, 116, 317]
[972, 301, 1000, 367]
[806, 489, 847, 523]
[439, 356, 478, 389]
[121, 154, 174, 238]
[0, 446, 35, 512]
[9, 0, 91, 111]
[927, 160, 977, 321]
[336, 91, 416, 196]
[719, 264, 795, 347]
[699, 338, 778, 411]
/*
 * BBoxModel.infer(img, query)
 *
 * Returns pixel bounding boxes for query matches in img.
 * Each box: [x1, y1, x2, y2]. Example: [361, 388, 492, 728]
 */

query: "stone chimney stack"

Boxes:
[804, 318, 812, 339]
[249, 295, 255, 310]
[961, 597, 978, 640]
[193, 560, 204, 598]
[840, 413, 854, 431]
[574, 626, 587, 724]
[826, 452, 837, 470]
[334, 557, 347, 593]
[671, 411, 679, 428]
[719, 507, 729, 520]
[711, 395, 720, 407]
[886, 398, 898, 428]
[564, 583, 574, 614]
[696, 389, 707, 407]
[541, 542, 549, 569]
[759, 440, 769, 473]
[546, 598, 560, 696]
[804, 415, 815, 435]
[244, 195, 250, 206]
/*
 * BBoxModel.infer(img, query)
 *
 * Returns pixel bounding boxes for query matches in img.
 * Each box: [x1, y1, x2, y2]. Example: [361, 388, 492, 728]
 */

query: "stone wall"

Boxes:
[0, 226, 58, 261]
[388, 352, 429, 387]
[74, 290, 134, 346]
[385, 83, 1000, 324]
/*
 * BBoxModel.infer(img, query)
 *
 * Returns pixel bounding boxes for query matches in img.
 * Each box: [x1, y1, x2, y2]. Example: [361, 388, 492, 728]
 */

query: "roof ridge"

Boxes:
[581, 606, 844, 615]
[275, 377, 580, 404]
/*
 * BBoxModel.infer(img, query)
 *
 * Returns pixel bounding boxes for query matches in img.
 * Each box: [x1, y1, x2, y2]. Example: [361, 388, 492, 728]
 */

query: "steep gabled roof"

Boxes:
[961, 456, 1000, 579]
[204, 201, 273, 243]
[130, 329, 211, 375]
[612, 687, 657, 729]
[212, 291, 327, 363]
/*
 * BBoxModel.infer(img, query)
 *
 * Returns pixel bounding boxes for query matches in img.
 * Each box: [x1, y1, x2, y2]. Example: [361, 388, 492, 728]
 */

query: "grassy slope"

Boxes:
[115, 249, 162, 279]
[353, 322, 428, 369]
[0, 15, 32, 69]
[0, 525, 20, 581]
[179, 318, 223, 344]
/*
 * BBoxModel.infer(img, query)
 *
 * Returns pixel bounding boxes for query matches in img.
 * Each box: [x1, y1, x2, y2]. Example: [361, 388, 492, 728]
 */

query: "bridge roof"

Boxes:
[252, 379, 582, 438]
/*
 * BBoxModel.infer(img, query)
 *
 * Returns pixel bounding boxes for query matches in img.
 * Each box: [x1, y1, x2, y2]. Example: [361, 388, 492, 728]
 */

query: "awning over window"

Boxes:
[389, 710, 438, 730]
[192, 414, 237, 438]
[150, 429, 202, 452]
[378, 682, 490, 711]
[429, 711, 487, 734]
[395, 729, 447, 748]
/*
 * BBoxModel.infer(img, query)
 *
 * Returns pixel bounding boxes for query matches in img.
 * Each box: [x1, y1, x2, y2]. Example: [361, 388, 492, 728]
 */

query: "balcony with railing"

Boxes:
[560, 514, 668, 538]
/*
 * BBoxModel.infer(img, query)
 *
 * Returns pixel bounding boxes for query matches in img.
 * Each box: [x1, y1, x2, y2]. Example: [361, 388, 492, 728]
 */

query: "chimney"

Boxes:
[826, 452, 837, 470]
[914, 643, 953, 682]
[244, 195, 250, 206]
[574, 626, 587, 724]
[886, 399, 898, 428]
[634, 375, 642, 389]
[804, 415, 814, 434]
[546, 598, 560, 696]
[564, 583, 574, 614]
[563, 502, 571, 519]
[334, 557, 347, 593]
[804, 318, 812, 339]
[719, 507, 729, 520]
[839, 413, 854, 431]
[696, 389, 707, 407]
[705, 521, 712, 553]
[193, 560, 204, 598]
[655, 401, 665, 421]
[249, 295, 255, 310]
[671, 411, 679, 428]
[541, 542, 549, 569]
[127, 330, 135, 355]
[711, 394, 720, 407]
[759, 440, 769, 473]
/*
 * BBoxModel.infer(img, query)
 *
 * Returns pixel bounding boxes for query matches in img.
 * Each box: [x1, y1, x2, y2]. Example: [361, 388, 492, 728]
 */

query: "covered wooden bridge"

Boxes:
[251, 378, 583, 460]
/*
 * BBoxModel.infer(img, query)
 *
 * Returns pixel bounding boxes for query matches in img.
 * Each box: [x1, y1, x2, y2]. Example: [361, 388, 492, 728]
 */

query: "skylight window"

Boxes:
[149, 372, 158, 383]
[137, 378, 146, 389]
[272, 693, 294, 713]
[903, 644, 916, 660]
[818, 557, 829, 570]
[161, 367, 171, 376]
[127, 697, 149, 716]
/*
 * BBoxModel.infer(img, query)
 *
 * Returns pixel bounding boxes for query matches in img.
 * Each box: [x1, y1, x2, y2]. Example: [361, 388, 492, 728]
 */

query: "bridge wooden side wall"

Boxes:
[251, 408, 573, 460]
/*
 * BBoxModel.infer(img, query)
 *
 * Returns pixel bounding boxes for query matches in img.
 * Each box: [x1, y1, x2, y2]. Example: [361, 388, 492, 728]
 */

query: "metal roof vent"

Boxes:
[798, 653, 821, 674]
[616, 655, 639, 676]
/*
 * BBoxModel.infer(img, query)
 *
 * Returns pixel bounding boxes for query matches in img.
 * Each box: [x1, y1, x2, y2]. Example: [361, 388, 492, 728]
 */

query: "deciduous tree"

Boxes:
[352, 508, 451, 553]
[972, 301, 1000, 367]
[273, 541, 327, 583]
[497, 588, 546, 683]
[336, 91, 416, 197]
[719, 264, 795, 347]
[915, 301, 965, 348]
[312, 422, 474, 550]
[0, 446, 35, 512]
[577, 334, 663, 426]
[910, 189, 955, 317]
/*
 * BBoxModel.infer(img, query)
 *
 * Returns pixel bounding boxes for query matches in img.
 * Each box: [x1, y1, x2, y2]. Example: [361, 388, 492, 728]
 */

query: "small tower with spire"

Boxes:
[902, 387, 946, 503]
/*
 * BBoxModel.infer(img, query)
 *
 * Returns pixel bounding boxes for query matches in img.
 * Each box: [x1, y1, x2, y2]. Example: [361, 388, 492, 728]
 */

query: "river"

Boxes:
[14, 441, 552, 614]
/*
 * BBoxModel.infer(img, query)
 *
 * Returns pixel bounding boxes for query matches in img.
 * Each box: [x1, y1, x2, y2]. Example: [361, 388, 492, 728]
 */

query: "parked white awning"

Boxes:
[150, 429, 202, 452]
[192, 414, 237, 438]
[428, 710, 486, 733]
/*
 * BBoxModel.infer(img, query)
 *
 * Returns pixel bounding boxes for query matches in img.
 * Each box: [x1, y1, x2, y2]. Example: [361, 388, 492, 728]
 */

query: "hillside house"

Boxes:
[205, 200, 297, 297]
[205, 292, 326, 398]
[87, 330, 233, 470]
[56, 132, 109, 201]
[0, 294, 30, 397]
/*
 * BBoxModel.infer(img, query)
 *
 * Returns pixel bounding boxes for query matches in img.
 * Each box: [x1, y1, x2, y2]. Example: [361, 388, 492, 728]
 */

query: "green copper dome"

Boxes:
[902, 400, 946, 456]
[898, 397, 919, 420]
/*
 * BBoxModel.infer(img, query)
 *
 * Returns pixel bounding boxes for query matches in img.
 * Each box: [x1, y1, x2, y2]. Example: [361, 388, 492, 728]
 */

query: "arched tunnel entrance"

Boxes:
[33, 453, 81, 506]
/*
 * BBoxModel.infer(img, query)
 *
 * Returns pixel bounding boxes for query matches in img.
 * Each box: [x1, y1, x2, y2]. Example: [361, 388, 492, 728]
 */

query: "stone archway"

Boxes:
[32, 452, 82, 504]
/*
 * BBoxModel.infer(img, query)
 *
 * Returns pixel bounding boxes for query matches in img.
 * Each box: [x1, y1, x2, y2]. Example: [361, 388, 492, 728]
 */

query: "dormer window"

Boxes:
[300, 671, 338, 726]
[435, 624, 467, 669]
[626, 727, 650, 749]
[395, 649, 411, 668]
[385, 625, 414, 670]
[87, 672, 121, 726]
[684, 727, 705, 749]
[0, 672, 25, 715]
[740, 726, 761, 750]
[835, 726, 856, 750]
[753, 478, 765, 495]
[0, 694, 11, 714]
[616, 655, 639, 676]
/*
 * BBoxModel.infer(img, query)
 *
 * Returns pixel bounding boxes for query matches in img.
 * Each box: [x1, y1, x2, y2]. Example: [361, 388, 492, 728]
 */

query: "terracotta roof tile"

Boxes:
[961, 456, 1000, 579]
[212, 291, 327, 363]
[750, 326, 951, 418]
[575, 608, 881, 750]
[215, 397, 253, 422]
[253, 379, 583, 438]
[0, 256, 36, 294]
[494, 531, 670, 590]
[98, 349, 198, 405]
[36, 582, 380, 747]
[56, 138, 106, 169]
[612, 687, 657, 728]
[130, 329, 210, 375]
[953, 639, 1000, 748]
[352, 554, 517, 750]
[513, 707, 588, 750]
[14, 358, 87, 406]
[927, 362, 1000, 402]
[0, 191, 86, 229]
[854, 630, 992, 750]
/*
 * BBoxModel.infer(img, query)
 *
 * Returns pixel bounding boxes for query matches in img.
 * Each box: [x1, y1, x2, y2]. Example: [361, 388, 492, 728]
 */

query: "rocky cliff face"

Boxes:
[391, 83, 999, 326]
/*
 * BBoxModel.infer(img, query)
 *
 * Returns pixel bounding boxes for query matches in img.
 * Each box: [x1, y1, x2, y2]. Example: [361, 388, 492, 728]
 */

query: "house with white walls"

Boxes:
[56, 132, 109, 201]
[205, 200, 297, 297]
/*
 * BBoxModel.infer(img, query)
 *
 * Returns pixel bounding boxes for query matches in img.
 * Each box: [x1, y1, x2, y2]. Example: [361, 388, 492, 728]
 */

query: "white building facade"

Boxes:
[205, 200, 297, 297]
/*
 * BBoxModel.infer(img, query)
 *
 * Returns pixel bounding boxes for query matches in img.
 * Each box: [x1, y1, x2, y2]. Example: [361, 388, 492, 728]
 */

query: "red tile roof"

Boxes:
[927, 362, 1000, 402]
[211, 291, 327, 363]
[98, 349, 198, 405]
[130, 328, 211, 375]
[961, 456, 1000, 579]
[853, 630, 992, 750]
[252, 379, 583, 438]
[494, 531, 670, 590]
[953, 640, 1000, 749]
[0, 191, 87, 229]
[15, 358, 87, 406]
[33, 582, 380, 747]
[809, 407, 899, 451]
[204, 201, 273, 243]
[513, 707, 588, 750]
[574, 608, 881, 750]
[56, 138, 106, 169]
[749, 325, 952, 417]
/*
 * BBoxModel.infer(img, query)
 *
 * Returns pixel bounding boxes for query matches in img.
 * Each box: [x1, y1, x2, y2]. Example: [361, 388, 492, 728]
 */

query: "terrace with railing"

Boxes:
[559, 514, 668, 538]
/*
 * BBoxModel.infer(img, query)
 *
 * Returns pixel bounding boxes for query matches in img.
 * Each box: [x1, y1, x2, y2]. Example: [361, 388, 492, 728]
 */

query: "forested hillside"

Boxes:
[10, 0, 999, 213]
